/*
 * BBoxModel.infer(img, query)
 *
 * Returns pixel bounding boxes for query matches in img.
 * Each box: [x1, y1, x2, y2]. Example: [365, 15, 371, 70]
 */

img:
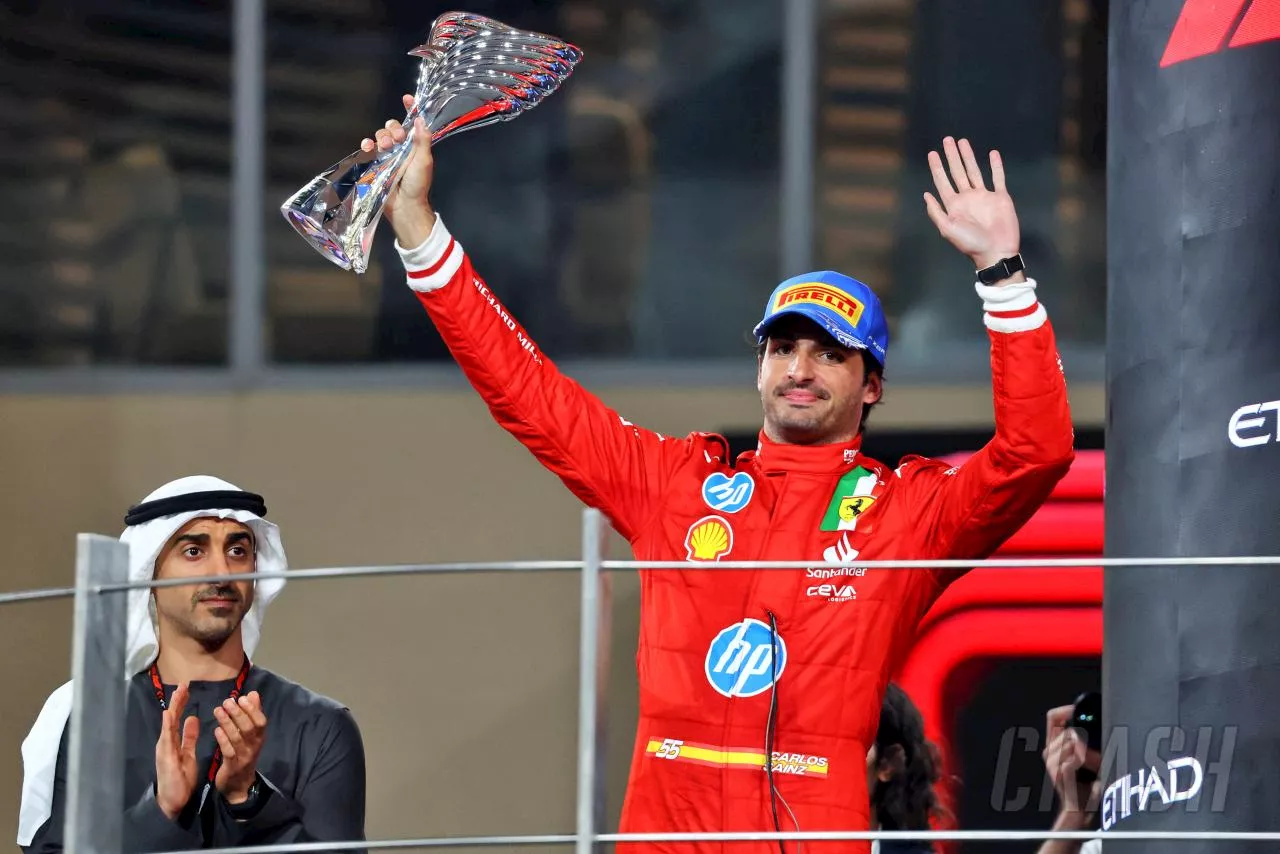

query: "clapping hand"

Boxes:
[154, 683, 200, 820]
[213, 691, 268, 804]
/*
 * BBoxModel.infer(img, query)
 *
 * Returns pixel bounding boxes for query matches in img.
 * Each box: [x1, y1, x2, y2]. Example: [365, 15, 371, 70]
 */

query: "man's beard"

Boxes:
[191, 616, 241, 648]
[763, 385, 864, 444]
[159, 585, 250, 648]
[770, 407, 825, 436]
[767, 384, 830, 436]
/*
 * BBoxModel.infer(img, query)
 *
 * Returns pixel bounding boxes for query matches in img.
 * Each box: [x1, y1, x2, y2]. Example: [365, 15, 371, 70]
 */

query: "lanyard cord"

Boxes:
[148, 656, 252, 785]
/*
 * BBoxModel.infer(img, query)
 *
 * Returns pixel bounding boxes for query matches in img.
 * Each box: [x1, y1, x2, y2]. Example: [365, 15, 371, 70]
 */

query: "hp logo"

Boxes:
[705, 619, 787, 698]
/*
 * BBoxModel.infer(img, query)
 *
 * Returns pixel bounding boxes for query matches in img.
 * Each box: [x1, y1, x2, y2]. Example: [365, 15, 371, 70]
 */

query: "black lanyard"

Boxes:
[148, 656, 252, 788]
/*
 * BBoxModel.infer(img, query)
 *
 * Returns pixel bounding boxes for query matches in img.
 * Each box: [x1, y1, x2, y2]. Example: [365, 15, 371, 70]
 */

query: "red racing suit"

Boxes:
[398, 216, 1075, 853]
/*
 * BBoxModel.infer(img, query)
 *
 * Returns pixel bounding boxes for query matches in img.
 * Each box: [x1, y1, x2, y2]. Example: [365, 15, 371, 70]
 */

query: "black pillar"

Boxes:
[1105, 1, 1280, 850]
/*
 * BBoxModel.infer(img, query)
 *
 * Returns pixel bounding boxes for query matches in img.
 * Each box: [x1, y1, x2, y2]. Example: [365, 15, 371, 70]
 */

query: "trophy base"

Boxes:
[283, 206, 360, 273]
[281, 130, 412, 275]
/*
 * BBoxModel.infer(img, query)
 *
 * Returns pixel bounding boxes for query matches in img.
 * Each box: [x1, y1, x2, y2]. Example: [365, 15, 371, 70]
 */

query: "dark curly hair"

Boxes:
[872, 683, 948, 830]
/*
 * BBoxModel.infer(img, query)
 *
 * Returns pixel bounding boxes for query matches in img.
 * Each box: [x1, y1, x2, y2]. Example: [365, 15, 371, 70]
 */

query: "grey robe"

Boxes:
[22, 665, 365, 853]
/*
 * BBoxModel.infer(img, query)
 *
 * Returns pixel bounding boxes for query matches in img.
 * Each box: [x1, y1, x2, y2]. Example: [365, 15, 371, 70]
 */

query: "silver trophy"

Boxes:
[281, 11, 583, 273]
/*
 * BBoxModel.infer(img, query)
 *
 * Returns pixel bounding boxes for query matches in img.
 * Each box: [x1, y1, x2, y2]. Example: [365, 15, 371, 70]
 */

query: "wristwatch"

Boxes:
[225, 777, 269, 819]
[976, 253, 1025, 285]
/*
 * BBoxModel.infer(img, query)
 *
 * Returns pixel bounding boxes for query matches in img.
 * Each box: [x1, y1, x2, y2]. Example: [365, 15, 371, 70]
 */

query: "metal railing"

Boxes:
[9, 508, 1280, 853]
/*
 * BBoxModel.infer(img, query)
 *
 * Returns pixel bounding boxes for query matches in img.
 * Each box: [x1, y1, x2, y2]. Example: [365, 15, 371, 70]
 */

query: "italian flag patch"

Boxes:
[820, 466, 879, 532]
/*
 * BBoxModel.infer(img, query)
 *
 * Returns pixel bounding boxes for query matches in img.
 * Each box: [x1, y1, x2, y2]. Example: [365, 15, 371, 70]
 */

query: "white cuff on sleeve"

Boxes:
[395, 212, 464, 293]
[975, 278, 1038, 311]
[974, 277, 1047, 333]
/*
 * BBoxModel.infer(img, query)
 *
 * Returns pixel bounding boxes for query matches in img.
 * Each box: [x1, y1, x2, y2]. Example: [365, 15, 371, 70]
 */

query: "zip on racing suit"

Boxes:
[396, 214, 1075, 853]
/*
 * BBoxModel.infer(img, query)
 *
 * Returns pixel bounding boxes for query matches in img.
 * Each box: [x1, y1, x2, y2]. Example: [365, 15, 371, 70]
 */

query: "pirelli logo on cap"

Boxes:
[773, 283, 865, 326]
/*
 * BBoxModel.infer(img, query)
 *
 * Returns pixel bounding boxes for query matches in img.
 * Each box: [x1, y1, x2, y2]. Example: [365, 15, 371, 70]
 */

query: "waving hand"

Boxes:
[923, 136, 1022, 275]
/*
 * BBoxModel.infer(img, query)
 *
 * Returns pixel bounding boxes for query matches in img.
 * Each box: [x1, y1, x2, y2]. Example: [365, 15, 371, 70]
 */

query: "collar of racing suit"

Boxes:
[739, 429, 864, 473]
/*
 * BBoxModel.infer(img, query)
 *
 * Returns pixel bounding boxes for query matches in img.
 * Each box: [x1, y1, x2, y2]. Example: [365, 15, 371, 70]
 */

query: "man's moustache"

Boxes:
[776, 384, 829, 399]
[195, 587, 241, 604]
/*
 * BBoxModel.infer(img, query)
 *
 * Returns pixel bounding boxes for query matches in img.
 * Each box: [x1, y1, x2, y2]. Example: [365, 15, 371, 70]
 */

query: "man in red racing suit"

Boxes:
[365, 110, 1075, 853]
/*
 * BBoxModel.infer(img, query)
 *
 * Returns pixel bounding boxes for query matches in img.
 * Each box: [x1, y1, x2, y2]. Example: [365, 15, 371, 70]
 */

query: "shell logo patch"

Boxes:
[685, 515, 733, 561]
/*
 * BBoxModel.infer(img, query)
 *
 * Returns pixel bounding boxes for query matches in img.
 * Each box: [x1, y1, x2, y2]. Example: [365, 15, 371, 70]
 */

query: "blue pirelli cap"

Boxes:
[752, 271, 890, 369]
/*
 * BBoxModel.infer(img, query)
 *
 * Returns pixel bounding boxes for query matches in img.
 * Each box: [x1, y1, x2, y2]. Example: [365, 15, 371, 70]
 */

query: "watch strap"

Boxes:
[976, 253, 1025, 285]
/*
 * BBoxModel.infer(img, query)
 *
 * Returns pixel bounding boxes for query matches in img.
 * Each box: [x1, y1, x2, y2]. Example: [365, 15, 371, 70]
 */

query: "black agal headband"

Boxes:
[124, 490, 268, 527]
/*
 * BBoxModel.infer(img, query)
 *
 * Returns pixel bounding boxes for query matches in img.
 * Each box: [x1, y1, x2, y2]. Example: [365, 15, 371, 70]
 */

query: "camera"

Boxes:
[1070, 690, 1101, 783]
[1071, 690, 1101, 750]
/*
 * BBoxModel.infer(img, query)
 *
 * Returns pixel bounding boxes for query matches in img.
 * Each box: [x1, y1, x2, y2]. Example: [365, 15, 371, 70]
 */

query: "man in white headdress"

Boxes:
[17, 476, 367, 853]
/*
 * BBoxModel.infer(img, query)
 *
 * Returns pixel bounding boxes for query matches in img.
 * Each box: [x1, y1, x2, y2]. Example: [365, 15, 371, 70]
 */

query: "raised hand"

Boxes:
[923, 137, 1022, 274]
[362, 92, 436, 249]
[155, 682, 200, 820]
[213, 691, 268, 804]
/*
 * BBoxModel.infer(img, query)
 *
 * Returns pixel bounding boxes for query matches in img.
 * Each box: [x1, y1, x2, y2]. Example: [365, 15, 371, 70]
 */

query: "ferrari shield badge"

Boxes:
[820, 467, 879, 532]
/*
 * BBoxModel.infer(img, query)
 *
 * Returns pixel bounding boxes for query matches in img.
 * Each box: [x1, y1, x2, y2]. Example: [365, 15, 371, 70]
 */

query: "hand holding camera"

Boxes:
[1042, 692, 1102, 827]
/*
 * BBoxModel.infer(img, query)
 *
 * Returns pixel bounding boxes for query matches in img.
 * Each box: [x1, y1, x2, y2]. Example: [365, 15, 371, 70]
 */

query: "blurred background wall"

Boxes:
[0, 0, 1109, 846]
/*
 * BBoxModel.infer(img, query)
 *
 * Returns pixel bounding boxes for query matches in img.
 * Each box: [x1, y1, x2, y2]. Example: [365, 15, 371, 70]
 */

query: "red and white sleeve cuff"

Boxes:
[974, 278, 1047, 333]
[395, 212, 464, 293]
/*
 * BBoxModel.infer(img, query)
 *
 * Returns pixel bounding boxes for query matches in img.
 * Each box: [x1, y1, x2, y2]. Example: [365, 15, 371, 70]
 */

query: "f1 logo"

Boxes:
[1161, 0, 1280, 67]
